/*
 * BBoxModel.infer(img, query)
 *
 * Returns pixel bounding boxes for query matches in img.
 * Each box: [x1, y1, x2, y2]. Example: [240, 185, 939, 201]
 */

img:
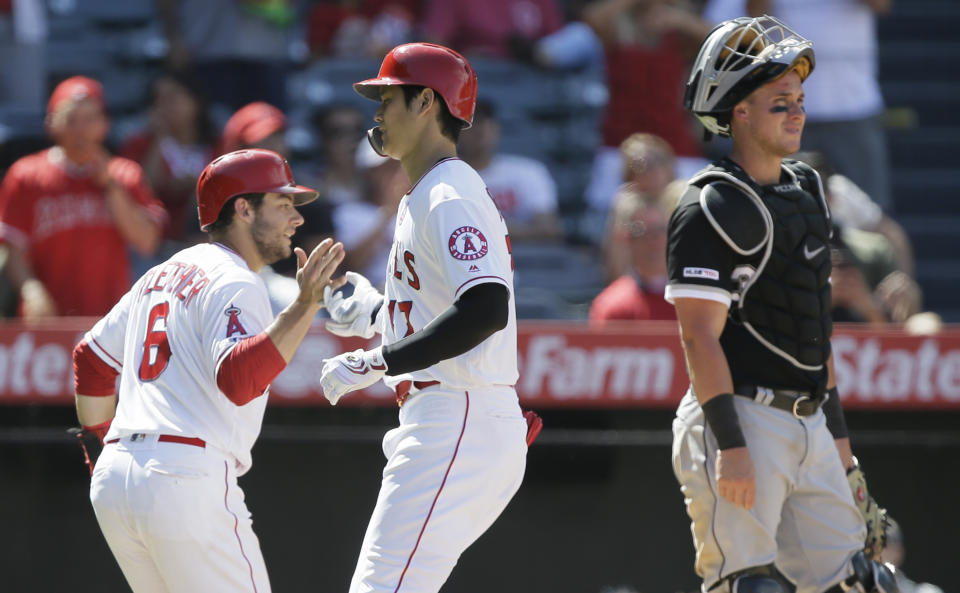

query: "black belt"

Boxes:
[734, 384, 823, 418]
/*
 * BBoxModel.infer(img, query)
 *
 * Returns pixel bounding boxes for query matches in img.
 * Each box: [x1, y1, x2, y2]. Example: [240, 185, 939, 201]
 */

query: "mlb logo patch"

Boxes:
[683, 267, 720, 281]
[448, 226, 488, 261]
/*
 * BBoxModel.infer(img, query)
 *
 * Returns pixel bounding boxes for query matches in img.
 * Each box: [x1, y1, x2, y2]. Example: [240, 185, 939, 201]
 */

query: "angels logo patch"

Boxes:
[224, 306, 247, 338]
[448, 226, 488, 261]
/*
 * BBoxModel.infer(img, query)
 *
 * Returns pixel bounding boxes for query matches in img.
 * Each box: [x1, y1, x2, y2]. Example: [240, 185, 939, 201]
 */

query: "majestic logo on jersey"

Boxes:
[469, 264, 481, 272]
[448, 226, 488, 261]
[224, 306, 247, 338]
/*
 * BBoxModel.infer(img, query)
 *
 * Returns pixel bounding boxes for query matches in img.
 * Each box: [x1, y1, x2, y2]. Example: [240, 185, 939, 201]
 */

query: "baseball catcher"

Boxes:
[667, 15, 898, 593]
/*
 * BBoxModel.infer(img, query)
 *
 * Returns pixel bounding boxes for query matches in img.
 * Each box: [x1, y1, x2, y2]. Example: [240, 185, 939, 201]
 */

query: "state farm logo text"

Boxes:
[832, 336, 960, 402]
[518, 335, 675, 400]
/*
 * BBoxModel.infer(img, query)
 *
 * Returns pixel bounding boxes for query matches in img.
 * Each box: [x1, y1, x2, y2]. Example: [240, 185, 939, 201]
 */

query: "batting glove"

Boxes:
[323, 272, 384, 339]
[320, 347, 387, 405]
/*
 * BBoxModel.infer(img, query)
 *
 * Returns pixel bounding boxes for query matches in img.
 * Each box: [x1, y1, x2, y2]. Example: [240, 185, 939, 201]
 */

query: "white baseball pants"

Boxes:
[349, 385, 528, 593]
[672, 389, 867, 593]
[90, 436, 270, 593]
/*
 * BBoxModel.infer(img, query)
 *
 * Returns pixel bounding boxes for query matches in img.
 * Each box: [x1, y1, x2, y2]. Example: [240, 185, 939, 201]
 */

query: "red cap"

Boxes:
[47, 76, 105, 116]
[196, 149, 317, 230]
[220, 102, 287, 154]
[354, 43, 478, 128]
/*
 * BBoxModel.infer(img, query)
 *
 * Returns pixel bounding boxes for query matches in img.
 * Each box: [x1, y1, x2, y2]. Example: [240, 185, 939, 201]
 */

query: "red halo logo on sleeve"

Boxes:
[448, 226, 488, 261]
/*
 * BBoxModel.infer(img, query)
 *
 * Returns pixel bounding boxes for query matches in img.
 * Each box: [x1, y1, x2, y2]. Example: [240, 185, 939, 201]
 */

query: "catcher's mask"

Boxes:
[684, 15, 815, 138]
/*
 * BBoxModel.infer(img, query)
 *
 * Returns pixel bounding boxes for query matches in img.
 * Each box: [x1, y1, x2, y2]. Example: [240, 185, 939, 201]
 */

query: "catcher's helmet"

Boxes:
[196, 149, 318, 230]
[353, 43, 478, 128]
[684, 15, 814, 137]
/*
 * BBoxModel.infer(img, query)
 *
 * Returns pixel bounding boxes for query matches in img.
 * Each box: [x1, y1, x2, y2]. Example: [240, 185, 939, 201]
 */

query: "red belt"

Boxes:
[394, 380, 441, 407]
[107, 434, 206, 448]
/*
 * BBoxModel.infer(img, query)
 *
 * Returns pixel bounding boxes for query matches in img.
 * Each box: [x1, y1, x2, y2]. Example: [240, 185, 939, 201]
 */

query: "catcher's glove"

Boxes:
[68, 419, 111, 476]
[846, 457, 889, 561]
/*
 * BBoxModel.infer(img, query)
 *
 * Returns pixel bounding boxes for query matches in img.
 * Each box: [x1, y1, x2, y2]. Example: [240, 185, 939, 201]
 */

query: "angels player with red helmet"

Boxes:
[319, 43, 540, 593]
[72, 149, 345, 592]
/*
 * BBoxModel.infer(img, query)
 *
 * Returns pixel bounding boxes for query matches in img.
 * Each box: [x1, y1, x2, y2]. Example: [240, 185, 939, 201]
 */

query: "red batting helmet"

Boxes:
[196, 149, 318, 230]
[354, 43, 478, 128]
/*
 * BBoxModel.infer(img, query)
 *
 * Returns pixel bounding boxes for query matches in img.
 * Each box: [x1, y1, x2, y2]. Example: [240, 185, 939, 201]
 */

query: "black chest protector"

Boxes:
[691, 158, 832, 371]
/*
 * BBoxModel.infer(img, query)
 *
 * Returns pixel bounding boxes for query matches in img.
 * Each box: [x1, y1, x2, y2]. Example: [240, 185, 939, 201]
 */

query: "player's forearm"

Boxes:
[104, 182, 162, 255]
[267, 299, 323, 362]
[75, 394, 117, 426]
[382, 283, 509, 375]
[681, 331, 734, 405]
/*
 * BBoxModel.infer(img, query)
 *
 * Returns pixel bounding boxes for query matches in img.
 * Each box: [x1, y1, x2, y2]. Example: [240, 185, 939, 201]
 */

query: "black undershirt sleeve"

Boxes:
[381, 282, 510, 376]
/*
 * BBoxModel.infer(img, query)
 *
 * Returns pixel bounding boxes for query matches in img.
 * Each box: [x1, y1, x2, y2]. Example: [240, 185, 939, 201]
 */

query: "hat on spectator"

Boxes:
[221, 102, 287, 154]
[47, 76, 105, 116]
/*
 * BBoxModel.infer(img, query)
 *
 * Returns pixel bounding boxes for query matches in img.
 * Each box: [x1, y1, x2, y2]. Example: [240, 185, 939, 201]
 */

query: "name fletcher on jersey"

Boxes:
[140, 260, 211, 307]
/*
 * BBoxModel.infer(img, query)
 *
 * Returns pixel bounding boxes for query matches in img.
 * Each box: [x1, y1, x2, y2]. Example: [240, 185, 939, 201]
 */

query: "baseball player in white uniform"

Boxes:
[72, 149, 345, 593]
[317, 43, 541, 593]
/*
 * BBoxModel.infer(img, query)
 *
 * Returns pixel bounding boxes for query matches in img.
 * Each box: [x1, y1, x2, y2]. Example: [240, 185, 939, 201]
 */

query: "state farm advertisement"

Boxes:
[2, 319, 960, 409]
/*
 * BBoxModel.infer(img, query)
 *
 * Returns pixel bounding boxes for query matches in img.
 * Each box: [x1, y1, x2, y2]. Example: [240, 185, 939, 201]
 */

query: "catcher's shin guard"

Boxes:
[825, 551, 899, 593]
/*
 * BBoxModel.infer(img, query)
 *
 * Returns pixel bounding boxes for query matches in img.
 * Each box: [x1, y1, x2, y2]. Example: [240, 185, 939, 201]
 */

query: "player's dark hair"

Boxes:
[204, 193, 265, 235]
[401, 85, 462, 143]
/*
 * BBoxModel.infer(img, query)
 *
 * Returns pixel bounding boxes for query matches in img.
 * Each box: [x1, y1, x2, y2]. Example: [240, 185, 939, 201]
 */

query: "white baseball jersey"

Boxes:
[84, 242, 275, 474]
[381, 157, 518, 390]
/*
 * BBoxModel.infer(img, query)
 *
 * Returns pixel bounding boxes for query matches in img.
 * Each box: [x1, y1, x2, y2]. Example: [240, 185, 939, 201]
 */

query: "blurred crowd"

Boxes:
[0, 0, 938, 331]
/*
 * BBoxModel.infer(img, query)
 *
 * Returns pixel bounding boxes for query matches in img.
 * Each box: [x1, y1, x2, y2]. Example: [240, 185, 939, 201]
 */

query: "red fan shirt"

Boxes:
[0, 148, 167, 316]
[589, 274, 676, 323]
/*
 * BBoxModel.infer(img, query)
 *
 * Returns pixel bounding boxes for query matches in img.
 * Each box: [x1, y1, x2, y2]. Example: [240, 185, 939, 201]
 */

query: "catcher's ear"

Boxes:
[732, 103, 749, 124]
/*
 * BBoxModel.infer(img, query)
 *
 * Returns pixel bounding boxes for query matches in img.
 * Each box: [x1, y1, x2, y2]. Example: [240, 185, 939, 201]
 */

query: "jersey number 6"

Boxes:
[139, 302, 171, 381]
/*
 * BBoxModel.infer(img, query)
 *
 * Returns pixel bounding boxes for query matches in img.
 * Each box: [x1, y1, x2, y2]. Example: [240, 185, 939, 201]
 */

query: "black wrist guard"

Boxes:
[701, 393, 747, 450]
[822, 386, 849, 439]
